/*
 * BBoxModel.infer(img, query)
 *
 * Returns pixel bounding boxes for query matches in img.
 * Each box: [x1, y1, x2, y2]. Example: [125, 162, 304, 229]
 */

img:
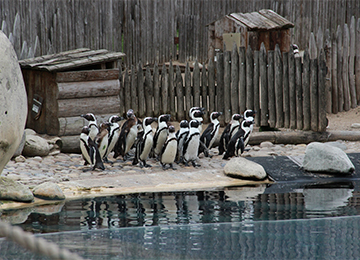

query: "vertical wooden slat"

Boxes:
[356, 18, 360, 104]
[310, 57, 319, 132]
[246, 46, 254, 112]
[224, 51, 231, 123]
[153, 62, 160, 116]
[349, 17, 357, 108]
[260, 43, 268, 127]
[253, 50, 260, 126]
[337, 25, 344, 112]
[201, 64, 209, 123]
[216, 52, 224, 114]
[283, 52, 290, 128]
[324, 29, 332, 113]
[130, 65, 138, 113]
[124, 67, 131, 113]
[184, 62, 192, 117]
[302, 49, 311, 131]
[168, 60, 176, 119]
[231, 43, 239, 116]
[318, 49, 327, 132]
[274, 45, 283, 128]
[343, 23, 350, 111]
[239, 47, 246, 113]
[332, 37, 338, 114]
[145, 67, 153, 116]
[161, 63, 169, 114]
[208, 58, 216, 121]
[175, 65, 184, 120]
[193, 60, 201, 108]
[137, 62, 145, 117]
[288, 49, 296, 129]
[295, 56, 303, 130]
[267, 50, 276, 128]
[118, 65, 125, 116]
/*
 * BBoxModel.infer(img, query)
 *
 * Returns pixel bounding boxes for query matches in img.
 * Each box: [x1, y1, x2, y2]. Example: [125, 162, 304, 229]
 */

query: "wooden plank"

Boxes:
[239, 46, 246, 113]
[224, 51, 231, 123]
[303, 49, 311, 130]
[288, 49, 296, 130]
[231, 43, 239, 116]
[208, 58, 216, 121]
[324, 29, 332, 113]
[184, 62, 192, 116]
[145, 67, 153, 116]
[193, 60, 201, 108]
[55, 68, 119, 82]
[283, 52, 290, 128]
[295, 56, 303, 130]
[349, 16, 357, 108]
[175, 65, 184, 120]
[318, 49, 327, 132]
[274, 45, 283, 128]
[201, 64, 209, 123]
[253, 50, 260, 126]
[169, 60, 176, 119]
[246, 46, 254, 112]
[332, 37, 339, 114]
[343, 23, 350, 111]
[267, 50, 276, 128]
[57, 80, 120, 99]
[118, 66, 125, 116]
[337, 25, 344, 112]
[161, 63, 169, 114]
[137, 62, 146, 117]
[356, 18, 360, 104]
[310, 57, 318, 132]
[216, 52, 224, 116]
[60, 135, 81, 153]
[260, 43, 268, 126]
[123, 67, 131, 112]
[153, 62, 160, 116]
[58, 95, 121, 118]
[130, 65, 138, 113]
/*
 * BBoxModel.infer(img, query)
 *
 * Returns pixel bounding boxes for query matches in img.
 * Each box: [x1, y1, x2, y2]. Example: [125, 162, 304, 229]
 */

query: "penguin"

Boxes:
[199, 111, 222, 151]
[218, 113, 243, 155]
[243, 109, 256, 148]
[175, 119, 189, 163]
[160, 125, 178, 170]
[152, 114, 171, 158]
[182, 119, 201, 167]
[94, 122, 111, 159]
[189, 107, 205, 133]
[114, 109, 139, 160]
[222, 119, 255, 160]
[79, 126, 105, 171]
[133, 117, 157, 168]
[81, 113, 99, 141]
[103, 115, 123, 162]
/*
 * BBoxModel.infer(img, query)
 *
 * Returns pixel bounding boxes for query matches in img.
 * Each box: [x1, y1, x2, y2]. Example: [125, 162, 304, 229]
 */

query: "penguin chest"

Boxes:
[140, 134, 153, 160]
[161, 140, 177, 164]
[155, 130, 168, 153]
[125, 125, 138, 153]
[184, 135, 200, 161]
[98, 136, 109, 158]
[208, 124, 220, 148]
[89, 125, 99, 141]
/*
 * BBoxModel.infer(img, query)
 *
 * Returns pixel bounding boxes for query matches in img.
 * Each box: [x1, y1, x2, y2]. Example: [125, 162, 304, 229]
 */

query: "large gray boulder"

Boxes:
[32, 182, 65, 200]
[0, 177, 34, 202]
[0, 31, 28, 173]
[224, 157, 267, 180]
[22, 134, 50, 157]
[303, 142, 355, 174]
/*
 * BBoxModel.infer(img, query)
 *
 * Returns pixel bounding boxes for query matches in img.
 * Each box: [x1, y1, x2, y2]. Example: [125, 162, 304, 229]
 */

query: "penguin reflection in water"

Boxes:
[133, 117, 157, 168]
[80, 126, 105, 171]
[182, 119, 201, 167]
[160, 125, 178, 170]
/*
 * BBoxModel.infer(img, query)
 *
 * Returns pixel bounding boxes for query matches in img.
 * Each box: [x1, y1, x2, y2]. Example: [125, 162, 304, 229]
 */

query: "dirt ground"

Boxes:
[326, 106, 360, 131]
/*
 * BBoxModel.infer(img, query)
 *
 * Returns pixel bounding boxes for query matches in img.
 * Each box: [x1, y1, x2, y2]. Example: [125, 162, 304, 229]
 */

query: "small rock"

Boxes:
[260, 141, 274, 148]
[32, 182, 65, 200]
[224, 157, 267, 180]
[22, 135, 50, 157]
[14, 155, 26, 163]
[0, 177, 34, 202]
[351, 123, 360, 128]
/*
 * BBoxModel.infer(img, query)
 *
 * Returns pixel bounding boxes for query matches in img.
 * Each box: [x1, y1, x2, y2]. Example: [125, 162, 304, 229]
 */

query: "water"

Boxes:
[1, 181, 360, 259]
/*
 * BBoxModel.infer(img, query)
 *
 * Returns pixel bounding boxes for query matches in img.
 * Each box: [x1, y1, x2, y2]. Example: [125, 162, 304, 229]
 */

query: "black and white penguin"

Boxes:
[243, 109, 256, 147]
[80, 126, 105, 171]
[133, 117, 157, 168]
[152, 114, 171, 158]
[94, 122, 111, 159]
[175, 119, 189, 163]
[218, 113, 243, 155]
[81, 113, 99, 141]
[182, 119, 201, 167]
[222, 119, 255, 160]
[189, 107, 205, 133]
[199, 111, 222, 155]
[160, 125, 178, 170]
[114, 109, 139, 160]
[103, 115, 123, 162]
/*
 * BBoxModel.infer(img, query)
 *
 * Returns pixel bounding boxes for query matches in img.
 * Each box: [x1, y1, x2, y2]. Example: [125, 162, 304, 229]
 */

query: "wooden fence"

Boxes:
[120, 39, 327, 132]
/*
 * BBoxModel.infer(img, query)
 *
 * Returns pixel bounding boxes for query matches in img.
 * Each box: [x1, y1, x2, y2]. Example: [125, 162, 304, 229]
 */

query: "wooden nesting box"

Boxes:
[208, 9, 294, 59]
[19, 48, 126, 153]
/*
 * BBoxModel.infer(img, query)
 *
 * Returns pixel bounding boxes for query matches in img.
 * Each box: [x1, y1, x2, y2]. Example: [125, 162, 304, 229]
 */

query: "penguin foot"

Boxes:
[144, 164, 152, 168]
[82, 168, 92, 172]
[170, 164, 177, 170]
[192, 161, 201, 167]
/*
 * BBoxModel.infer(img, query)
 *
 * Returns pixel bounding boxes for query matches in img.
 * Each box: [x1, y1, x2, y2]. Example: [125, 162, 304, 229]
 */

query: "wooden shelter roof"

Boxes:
[19, 48, 126, 72]
[211, 9, 294, 30]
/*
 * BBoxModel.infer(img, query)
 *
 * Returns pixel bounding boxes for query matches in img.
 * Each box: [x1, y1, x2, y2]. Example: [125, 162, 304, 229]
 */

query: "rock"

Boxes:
[32, 182, 65, 200]
[224, 157, 267, 180]
[0, 31, 28, 174]
[22, 135, 50, 157]
[14, 155, 26, 163]
[351, 123, 360, 128]
[33, 202, 65, 215]
[303, 142, 355, 174]
[24, 128, 37, 136]
[326, 141, 347, 151]
[12, 132, 26, 158]
[260, 141, 274, 148]
[0, 177, 34, 202]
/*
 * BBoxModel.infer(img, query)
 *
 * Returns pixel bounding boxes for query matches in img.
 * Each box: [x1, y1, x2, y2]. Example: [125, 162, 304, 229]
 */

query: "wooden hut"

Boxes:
[207, 9, 294, 59]
[19, 48, 126, 152]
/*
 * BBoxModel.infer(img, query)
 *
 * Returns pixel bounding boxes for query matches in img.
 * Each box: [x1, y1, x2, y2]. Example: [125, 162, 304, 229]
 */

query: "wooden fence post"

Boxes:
[193, 60, 201, 108]
[208, 58, 216, 118]
[295, 55, 303, 130]
[283, 52, 290, 128]
[239, 46, 246, 113]
[349, 17, 357, 108]
[231, 43, 239, 116]
[332, 35, 338, 113]
[267, 50, 276, 128]
[185, 62, 192, 117]
[124, 67, 131, 113]
[260, 43, 268, 127]
[216, 52, 225, 116]
[137, 62, 146, 117]
[274, 44, 283, 128]
[175, 65, 184, 120]
[224, 51, 231, 123]
[161, 63, 169, 114]
[303, 49, 311, 131]
[201, 64, 209, 122]
[318, 49, 327, 132]
[246, 46, 254, 112]
[119, 66, 125, 116]
[168, 60, 176, 119]
[343, 23, 350, 111]
[356, 18, 360, 104]
[337, 25, 344, 112]
[145, 67, 153, 115]
[324, 29, 332, 113]
[130, 65, 138, 114]
[153, 62, 160, 116]
[253, 50, 260, 126]
[310, 46, 319, 132]
[289, 49, 296, 129]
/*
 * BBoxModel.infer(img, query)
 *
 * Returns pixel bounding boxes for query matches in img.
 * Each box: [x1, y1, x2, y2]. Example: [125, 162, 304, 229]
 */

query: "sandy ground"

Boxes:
[326, 106, 360, 131]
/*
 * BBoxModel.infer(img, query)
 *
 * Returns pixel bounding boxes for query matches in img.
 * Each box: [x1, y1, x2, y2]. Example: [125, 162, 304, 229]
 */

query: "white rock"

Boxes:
[14, 155, 26, 163]
[351, 123, 360, 128]
[224, 157, 267, 180]
[260, 141, 274, 148]
[22, 135, 50, 157]
[303, 142, 355, 174]
[0, 31, 28, 174]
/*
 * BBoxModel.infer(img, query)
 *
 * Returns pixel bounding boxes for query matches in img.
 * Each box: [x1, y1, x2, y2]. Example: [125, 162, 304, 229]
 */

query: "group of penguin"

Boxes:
[79, 107, 256, 171]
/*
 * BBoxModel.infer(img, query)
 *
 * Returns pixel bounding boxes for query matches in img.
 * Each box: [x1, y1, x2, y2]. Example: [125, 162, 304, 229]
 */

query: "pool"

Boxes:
[1, 180, 360, 259]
